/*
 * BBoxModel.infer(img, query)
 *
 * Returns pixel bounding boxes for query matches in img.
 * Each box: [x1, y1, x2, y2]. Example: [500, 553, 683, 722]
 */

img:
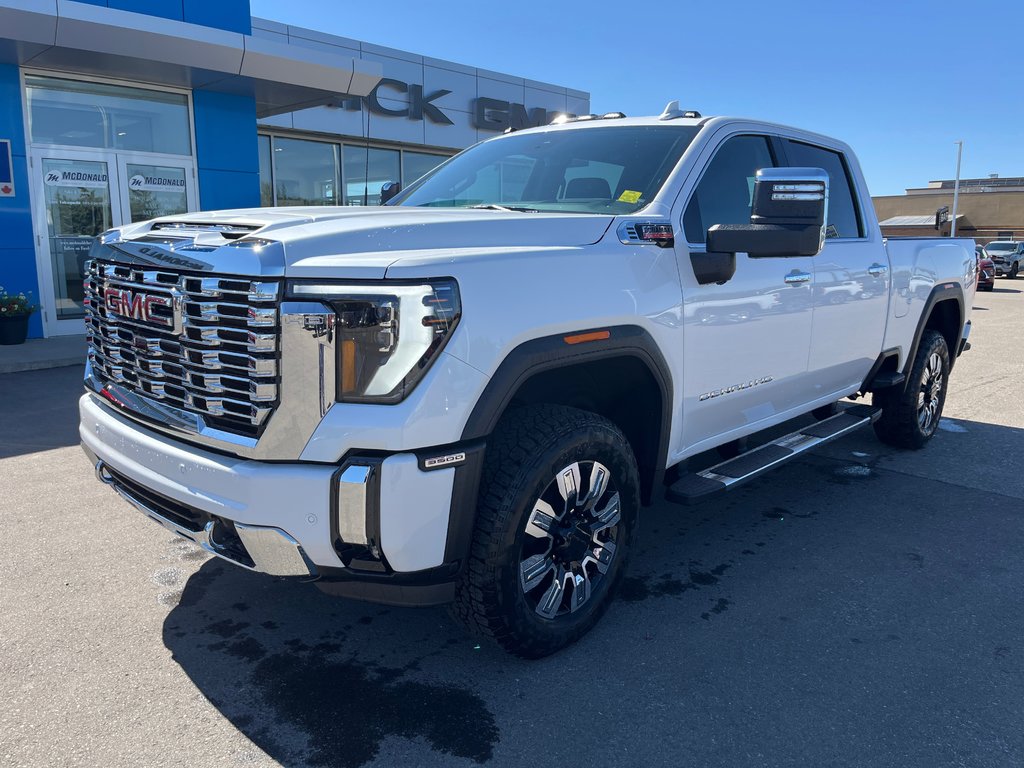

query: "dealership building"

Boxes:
[874, 176, 1024, 244]
[0, 1, 589, 339]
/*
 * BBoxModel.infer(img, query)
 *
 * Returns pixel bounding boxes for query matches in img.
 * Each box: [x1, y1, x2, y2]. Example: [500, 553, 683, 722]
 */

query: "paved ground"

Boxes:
[3, 284, 1024, 768]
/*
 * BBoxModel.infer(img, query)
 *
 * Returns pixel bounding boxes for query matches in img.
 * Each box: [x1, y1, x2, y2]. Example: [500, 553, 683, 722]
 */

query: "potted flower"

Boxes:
[0, 286, 38, 345]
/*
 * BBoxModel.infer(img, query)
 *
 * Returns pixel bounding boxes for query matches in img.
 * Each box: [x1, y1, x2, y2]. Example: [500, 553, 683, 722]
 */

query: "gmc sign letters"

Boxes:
[339, 78, 566, 131]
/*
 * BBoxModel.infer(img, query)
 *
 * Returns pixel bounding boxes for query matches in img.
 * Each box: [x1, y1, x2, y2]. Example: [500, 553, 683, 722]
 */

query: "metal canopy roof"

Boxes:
[0, 0, 382, 117]
[879, 214, 965, 227]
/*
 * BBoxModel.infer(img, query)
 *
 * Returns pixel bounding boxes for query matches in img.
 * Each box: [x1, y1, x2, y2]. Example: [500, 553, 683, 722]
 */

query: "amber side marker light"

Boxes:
[564, 330, 611, 345]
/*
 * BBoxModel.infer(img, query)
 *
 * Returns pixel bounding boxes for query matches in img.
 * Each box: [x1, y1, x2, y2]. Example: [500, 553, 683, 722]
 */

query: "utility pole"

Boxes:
[951, 140, 963, 237]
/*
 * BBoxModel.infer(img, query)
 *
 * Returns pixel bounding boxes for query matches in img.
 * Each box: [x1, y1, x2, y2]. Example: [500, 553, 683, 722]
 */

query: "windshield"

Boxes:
[393, 125, 700, 214]
[986, 242, 1015, 253]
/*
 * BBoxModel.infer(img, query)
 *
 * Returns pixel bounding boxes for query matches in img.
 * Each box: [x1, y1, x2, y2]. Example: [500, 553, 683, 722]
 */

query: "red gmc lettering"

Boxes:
[103, 288, 172, 327]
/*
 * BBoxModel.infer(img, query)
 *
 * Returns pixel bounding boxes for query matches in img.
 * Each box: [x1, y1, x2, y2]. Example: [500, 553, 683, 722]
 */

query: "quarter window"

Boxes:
[782, 140, 863, 238]
[684, 135, 775, 243]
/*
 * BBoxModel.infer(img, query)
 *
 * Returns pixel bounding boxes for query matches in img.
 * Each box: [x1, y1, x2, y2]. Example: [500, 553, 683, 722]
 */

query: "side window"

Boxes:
[684, 135, 774, 244]
[782, 140, 863, 238]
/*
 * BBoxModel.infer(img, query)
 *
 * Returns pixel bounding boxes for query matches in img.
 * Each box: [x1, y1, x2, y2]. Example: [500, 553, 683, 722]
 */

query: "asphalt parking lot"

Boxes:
[3, 284, 1024, 768]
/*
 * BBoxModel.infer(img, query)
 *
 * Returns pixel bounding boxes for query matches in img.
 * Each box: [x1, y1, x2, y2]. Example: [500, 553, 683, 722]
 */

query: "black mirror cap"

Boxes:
[690, 251, 736, 285]
[380, 181, 402, 205]
[707, 222, 825, 258]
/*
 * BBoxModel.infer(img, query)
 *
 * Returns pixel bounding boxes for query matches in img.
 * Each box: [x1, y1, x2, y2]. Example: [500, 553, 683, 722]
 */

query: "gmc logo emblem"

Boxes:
[103, 287, 174, 329]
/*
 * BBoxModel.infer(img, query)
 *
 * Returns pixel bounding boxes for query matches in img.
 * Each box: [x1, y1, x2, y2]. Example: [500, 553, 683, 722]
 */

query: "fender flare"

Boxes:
[902, 281, 965, 376]
[442, 325, 674, 566]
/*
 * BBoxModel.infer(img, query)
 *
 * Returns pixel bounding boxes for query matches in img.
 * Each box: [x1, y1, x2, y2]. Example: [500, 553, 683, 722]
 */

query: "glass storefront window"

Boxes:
[256, 134, 454, 208]
[258, 135, 274, 206]
[273, 137, 339, 206]
[403, 151, 446, 187]
[26, 76, 191, 155]
[126, 163, 188, 222]
[343, 146, 400, 206]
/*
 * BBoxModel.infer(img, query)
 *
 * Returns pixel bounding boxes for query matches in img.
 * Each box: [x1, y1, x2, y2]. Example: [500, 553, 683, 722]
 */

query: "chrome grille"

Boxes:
[84, 259, 281, 438]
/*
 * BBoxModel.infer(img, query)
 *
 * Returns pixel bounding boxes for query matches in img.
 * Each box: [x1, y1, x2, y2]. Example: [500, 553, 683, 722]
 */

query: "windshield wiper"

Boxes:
[468, 204, 539, 213]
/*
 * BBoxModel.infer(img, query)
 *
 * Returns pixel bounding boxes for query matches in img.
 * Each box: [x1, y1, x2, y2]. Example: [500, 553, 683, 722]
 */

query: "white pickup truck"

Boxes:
[80, 104, 976, 657]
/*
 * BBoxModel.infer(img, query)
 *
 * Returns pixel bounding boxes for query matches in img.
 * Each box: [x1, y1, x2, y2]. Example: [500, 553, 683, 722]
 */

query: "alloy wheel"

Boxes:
[917, 351, 944, 434]
[519, 461, 620, 619]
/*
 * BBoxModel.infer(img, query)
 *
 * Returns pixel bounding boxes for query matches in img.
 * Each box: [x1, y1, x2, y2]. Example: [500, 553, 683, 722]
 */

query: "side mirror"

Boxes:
[707, 167, 829, 258]
[379, 181, 402, 205]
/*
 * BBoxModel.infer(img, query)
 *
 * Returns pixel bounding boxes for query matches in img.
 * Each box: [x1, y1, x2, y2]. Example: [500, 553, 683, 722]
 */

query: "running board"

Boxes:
[666, 404, 881, 505]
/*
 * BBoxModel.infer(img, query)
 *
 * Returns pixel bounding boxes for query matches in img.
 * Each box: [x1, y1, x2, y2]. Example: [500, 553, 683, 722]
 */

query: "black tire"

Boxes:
[983, 284, 995, 292]
[452, 404, 639, 658]
[1009, 262, 1020, 279]
[872, 329, 950, 449]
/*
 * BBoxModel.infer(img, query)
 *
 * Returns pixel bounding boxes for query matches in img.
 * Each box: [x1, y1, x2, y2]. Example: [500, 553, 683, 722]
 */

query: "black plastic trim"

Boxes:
[462, 325, 673, 444]
[859, 347, 900, 393]
[442, 441, 487, 566]
[314, 562, 459, 607]
[461, 325, 672, 504]
[903, 282, 965, 376]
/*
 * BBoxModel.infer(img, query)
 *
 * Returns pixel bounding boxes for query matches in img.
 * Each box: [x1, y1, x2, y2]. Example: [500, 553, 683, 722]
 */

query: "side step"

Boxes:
[666, 404, 881, 505]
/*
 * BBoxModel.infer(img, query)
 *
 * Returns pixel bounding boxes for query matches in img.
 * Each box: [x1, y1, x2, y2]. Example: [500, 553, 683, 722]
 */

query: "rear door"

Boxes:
[780, 138, 888, 400]
[676, 132, 816, 451]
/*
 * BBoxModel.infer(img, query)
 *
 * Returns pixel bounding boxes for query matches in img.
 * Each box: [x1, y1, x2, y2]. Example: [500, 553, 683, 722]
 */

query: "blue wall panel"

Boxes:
[197, 169, 260, 211]
[108, 0, 184, 22]
[0, 64, 42, 339]
[183, 0, 251, 34]
[192, 89, 259, 210]
[71, 0, 251, 33]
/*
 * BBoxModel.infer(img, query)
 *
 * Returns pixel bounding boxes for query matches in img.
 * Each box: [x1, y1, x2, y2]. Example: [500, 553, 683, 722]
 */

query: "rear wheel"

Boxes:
[872, 329, 949, 449]
[452, 404, 639, 658]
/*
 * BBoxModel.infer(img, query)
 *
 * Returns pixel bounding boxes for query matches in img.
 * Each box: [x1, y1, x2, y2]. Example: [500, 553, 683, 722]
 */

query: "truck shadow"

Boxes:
[163, 416, 1024, 768]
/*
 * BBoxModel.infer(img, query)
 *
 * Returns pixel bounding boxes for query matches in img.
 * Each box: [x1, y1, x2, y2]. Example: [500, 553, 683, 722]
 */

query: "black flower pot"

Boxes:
[0, 314, 30, 345]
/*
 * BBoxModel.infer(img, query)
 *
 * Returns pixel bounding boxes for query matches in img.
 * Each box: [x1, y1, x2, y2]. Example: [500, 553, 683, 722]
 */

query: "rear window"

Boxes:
[782, 139, 863, 239]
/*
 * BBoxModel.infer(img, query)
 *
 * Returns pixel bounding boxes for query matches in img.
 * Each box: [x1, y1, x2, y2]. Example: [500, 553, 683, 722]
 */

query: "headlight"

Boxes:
[286, 279, 461, 403]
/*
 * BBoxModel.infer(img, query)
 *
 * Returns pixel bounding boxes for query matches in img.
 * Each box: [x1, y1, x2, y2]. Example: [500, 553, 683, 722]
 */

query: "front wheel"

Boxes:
[452, 404, 639, 658]
[1009, 262, 1019, 279]
[872, 329, 950, 449]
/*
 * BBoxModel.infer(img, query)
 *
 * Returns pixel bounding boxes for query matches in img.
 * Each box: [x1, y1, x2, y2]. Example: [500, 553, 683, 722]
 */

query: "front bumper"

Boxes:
[80, 393, 470, 605]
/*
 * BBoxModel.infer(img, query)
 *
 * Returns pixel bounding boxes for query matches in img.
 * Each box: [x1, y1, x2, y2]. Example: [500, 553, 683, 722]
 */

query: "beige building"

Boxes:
[873, 176, 1024, 244]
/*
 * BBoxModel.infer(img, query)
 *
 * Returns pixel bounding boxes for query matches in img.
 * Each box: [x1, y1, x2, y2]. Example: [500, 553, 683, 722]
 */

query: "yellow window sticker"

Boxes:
[617, 190, 642, 204]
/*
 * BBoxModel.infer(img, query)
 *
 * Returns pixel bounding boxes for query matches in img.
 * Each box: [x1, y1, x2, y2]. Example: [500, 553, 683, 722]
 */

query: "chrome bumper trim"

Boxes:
[94, 459, 316, 577]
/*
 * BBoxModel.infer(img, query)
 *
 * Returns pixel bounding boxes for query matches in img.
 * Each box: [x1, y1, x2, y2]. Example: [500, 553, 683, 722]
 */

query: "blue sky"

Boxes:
[251, 0, 1022, 197]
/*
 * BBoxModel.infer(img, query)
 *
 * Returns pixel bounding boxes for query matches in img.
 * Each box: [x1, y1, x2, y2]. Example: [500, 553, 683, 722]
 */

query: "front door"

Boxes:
[31, 150, 196, 336]
[676, 132, 816, 456]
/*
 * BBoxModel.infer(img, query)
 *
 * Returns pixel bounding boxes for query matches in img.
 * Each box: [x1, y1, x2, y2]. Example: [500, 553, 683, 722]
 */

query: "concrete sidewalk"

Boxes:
[0, 334, 85, 374]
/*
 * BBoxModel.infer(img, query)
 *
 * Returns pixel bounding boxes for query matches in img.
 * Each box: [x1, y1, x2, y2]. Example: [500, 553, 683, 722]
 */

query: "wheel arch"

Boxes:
[461, 325, 673, 507]
[903, 282, 964, 376]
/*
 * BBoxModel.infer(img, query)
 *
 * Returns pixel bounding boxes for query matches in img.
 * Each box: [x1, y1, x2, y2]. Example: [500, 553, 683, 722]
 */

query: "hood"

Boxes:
[105, 207, 614, 279]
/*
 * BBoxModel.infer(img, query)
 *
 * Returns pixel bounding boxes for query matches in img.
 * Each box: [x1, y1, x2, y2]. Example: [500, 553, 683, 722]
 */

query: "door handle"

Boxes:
[784, 271, 812, 285]
[868, 263, 889, 277]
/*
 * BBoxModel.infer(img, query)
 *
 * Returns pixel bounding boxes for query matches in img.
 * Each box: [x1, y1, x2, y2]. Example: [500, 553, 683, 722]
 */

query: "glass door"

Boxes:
[35, 151, 119, 334]
[31, 150, 196, 336]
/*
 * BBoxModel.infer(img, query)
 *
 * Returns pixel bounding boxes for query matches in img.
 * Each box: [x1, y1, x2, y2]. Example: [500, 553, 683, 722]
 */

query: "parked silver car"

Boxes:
[984, 241, 1024, 279]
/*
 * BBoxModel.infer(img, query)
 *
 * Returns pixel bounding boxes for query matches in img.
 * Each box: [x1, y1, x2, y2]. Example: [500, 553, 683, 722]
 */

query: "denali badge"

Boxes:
[103, 287, 174, 329]
[699, 376, 774, 402]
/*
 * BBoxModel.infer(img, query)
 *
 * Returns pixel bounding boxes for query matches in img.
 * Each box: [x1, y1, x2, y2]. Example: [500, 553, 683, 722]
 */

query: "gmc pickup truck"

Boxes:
[80, 104, 976, 657]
